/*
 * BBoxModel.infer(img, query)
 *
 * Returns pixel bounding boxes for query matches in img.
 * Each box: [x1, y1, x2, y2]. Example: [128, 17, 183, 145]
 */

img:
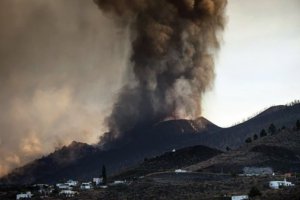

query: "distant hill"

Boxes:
[199, 103, 300, 150]
[1, 103, 300, 185]
[186, 129, 300, 173]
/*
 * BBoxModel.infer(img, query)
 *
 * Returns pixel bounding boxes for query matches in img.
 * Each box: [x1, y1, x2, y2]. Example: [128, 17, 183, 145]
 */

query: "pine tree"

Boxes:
[296, 120, 300, 131]
[102, 165, 107, 185]
[260, 129, 267, 137]
[253, 134, 258, 140]
[268, 123, 276, 135]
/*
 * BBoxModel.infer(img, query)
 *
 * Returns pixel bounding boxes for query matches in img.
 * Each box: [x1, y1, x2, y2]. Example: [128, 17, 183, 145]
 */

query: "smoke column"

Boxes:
[95, 0, 227, 143]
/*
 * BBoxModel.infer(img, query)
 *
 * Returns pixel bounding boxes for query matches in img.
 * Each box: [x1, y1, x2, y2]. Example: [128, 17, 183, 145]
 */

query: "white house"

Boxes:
[269, 179, 295, 189]
[59, 190, 79, 197]
[80, 182, 93, 190]
[231, 195, 249, 200]
[16, 192, 33, 200]
[112, 180, 126, 185]
[66, 180, 78, 187]
[56, 183, 72, 190]
[93, 177, 103, 185]
[175, 169, 187, 173]
[34, 184, 54, 195]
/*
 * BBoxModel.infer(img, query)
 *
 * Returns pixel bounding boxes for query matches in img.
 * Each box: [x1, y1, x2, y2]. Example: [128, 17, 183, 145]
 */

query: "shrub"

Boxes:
[245, 137, 252, 144]
[248, 186, 262, 198]
[268, 123, 276, 135]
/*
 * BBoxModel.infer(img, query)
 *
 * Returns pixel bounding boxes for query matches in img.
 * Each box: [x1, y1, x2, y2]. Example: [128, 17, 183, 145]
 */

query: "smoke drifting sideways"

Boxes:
[0, 0, 130, 177]
[95, 0, 227, 145]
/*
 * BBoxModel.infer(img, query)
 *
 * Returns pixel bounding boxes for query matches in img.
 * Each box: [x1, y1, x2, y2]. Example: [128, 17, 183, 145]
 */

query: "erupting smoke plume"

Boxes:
[0, 0, 129, 176]
[95, 0, 227, 143]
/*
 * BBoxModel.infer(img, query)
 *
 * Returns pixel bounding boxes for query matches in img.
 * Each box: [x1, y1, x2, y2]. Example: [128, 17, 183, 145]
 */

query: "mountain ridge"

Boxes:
[1, 103, 300, 185]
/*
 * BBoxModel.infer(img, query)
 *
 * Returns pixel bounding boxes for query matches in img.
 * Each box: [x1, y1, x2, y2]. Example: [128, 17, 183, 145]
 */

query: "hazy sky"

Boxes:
[203, 0, 300, 126]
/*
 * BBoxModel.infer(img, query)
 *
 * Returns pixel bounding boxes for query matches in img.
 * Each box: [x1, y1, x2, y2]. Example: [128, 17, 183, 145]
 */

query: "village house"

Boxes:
[111, 180, 126, 185]
[269, 179, 295, 189]
[175, 169, 188, 173]
[16, 192, 33, 200]
[56, 183, 72, 190]
[59, 190, 79, 197]
[231, 195, 249, 200]
[93, 177, 103, 185]
[80, 182, 93, 190]
[65, 180, 78, 187]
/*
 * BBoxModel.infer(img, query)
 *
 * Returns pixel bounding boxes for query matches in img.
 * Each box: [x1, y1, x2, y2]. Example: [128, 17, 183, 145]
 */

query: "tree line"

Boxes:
[244, 119, 300, 144]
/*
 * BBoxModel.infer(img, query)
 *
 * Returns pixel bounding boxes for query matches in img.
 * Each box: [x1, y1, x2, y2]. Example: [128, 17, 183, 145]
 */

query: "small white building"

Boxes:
[16, 192, 33, 200]
[231, 195, 249, 200]
[175, 169, 187, 173]
[112, 180, 126, 185]
[269, 179, 295, 189]
[66, 180, 78, 187]
[93, 177, 103, 185]
[80, 182, 93, 190]
[59, 190, 78, 197]
[56, 183, 72, 190]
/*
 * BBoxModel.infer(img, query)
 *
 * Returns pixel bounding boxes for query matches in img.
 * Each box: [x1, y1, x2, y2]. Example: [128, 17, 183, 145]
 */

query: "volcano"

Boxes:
[0, 117, 219, 185]
[1, 102, 300, 184]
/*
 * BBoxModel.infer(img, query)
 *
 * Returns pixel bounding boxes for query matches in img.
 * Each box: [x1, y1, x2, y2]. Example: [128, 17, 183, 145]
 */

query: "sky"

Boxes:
[0, 0, 300, 176]
[203, 0, 300, 126]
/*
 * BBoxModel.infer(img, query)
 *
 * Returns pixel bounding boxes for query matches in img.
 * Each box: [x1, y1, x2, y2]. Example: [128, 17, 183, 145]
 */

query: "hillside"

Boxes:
[113, 145, 222, 180]
[186, 129, 300, 173]
[206, 103, 300, 150]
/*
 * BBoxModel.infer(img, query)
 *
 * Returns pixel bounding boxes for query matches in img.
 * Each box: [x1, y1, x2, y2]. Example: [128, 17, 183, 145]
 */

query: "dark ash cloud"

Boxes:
[95, 0, 227, 144]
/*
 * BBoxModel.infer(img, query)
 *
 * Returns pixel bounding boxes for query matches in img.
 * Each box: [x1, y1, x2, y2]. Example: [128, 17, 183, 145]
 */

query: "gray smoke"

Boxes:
[0, 0, 129, 176]
[95, 0, 228, 143]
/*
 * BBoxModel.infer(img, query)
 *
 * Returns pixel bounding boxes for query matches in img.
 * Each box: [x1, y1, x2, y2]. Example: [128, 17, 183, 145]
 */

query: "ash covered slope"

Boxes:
[113, 145, 222, 180]
[0, 117, 218, 185]
[187, 128, 300, 173]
